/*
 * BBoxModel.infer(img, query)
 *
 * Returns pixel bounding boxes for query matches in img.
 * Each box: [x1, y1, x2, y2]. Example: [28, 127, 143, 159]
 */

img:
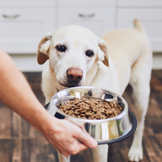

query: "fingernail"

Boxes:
[90, 140, 98, 148]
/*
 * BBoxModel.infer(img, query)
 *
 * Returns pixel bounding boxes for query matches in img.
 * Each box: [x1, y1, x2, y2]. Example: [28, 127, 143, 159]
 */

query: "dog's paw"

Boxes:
[128, 146, 143, 162]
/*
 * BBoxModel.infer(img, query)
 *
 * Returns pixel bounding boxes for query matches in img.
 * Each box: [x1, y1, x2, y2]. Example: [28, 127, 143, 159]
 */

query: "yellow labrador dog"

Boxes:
[37, 19, 152, 162]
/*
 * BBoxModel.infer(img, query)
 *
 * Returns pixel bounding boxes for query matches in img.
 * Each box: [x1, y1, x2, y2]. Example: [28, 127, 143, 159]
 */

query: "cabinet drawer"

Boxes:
[0, 9, 56, 53]
[0, 0, 56, 7]
[118, 0, 162, 6]
[116, 9, 162, 52]
[58, 7, 116, 37]
[59, 0, 116, 6]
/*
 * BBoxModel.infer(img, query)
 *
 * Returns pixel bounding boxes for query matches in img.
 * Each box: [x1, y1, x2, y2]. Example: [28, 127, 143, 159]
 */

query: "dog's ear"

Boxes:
[37, 31, 54, 64]
[97, 38, 109, 67]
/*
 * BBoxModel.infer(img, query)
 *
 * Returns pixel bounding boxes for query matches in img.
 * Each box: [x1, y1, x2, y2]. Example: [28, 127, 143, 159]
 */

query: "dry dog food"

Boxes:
[57, 98, 123, 120]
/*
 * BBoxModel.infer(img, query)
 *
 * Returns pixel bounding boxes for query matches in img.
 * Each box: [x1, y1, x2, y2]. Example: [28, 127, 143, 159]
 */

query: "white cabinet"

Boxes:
[58, 0, 116, 6]
[0, 0, 162, 71]
[0, 9, 56, 53]
[1, 0, 162, 54]
[57, 0, 116, 37]
[118, 0, 162, 6]
[1, 0, 56, 7]
[116, 9, 162, 52]
[58, 7, 116, 37]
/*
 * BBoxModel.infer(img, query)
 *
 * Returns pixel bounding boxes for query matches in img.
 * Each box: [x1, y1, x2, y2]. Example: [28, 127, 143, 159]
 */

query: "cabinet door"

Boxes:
[116, 9, 162, 52]
[0, 0, 56, 6]
[58, 7, 116, 37]
[0, 9, 56, 53]
[59, 0, 116, 6]
[118, 0, 162, 6]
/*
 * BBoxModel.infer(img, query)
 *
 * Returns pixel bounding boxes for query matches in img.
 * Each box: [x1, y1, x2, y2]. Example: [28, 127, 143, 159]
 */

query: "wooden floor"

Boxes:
[0, 70, 162, 162]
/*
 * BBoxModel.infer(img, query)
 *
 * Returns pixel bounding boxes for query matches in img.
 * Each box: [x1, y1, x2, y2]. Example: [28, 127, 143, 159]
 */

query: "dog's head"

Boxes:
[37, 25, 109, 88]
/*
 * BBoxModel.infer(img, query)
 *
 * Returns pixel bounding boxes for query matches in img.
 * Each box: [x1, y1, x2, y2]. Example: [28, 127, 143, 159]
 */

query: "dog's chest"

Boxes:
[89, 60, 120, 94]
[89, 62, 111, 90]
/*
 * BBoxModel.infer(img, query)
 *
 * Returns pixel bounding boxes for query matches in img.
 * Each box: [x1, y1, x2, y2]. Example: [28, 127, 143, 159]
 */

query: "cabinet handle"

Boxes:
[2, 14, 19, 19]
[78, 13, 95, 18]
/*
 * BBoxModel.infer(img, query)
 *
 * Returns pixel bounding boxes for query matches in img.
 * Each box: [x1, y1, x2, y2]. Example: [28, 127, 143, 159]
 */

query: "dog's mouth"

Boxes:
[58, 68, 84, 87]
[57, 68, 84, 88]
[58, 80, 82, 88]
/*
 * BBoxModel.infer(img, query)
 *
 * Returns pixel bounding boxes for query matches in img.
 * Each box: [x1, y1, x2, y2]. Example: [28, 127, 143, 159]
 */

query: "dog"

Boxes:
[37, 19, 152, 162]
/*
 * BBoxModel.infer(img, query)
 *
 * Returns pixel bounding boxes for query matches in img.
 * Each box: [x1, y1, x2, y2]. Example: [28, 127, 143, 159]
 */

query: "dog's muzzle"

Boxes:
[66, 68, 83, 87]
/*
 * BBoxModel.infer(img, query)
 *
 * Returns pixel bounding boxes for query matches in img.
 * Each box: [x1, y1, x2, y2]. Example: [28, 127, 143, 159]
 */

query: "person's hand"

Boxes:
[0, 48, 97, 157]
[42, 115, 98, 157]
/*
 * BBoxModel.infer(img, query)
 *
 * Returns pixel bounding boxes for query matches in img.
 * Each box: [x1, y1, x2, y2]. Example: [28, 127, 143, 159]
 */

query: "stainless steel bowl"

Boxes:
[46, 86, 137, 144]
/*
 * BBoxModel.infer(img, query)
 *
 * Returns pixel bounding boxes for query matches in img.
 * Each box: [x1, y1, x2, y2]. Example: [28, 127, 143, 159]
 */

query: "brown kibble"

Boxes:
[101, 115, 106, 119]
[65, 105, 72, 109]
[109, 103, 114, 108]
[104, 104, 111, 109]
[80, 110, 87, 113]
[58, 97, 123, 120]
[90, 103, 96, 108]
[82, 98, 87, 102]
[83, 106, 90, 110]
[96, 114, 101, 119]
[97, 103, 103, 108]
[85, 100, 91, 104]
[80, 114, 86, 117]
[64, 110, 69, 114]
[81, 117, 87, 119]
[74, 100, 81, 104]
[77, 108, 82, 112]
[68, 110, 74, 115]
[106, 110, 113, 115]
[114, 111, 118, 116]
[74, 110, 80, 115]
[85, 112, 94, 116]
[71, 114, 76, 117]
[92, 107, 98, 112]
[99, 108, 105, 113]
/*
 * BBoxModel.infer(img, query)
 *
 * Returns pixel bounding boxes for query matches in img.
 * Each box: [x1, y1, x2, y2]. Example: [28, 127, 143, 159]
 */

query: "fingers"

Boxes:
[73, 126, 98, 149]
[58, 140, 88, 157]
[64, 119, 98, 149]
[43, 118, 98, 157]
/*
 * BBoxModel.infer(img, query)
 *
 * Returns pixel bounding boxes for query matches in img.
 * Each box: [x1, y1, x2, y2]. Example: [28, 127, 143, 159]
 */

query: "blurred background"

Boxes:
[0, 0, 162, 162]
[0, 0, 162, 71]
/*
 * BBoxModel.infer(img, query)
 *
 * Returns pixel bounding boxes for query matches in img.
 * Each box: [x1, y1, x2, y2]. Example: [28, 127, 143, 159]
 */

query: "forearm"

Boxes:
[0, 48, 54, 133]
[0, 48, 97, 155]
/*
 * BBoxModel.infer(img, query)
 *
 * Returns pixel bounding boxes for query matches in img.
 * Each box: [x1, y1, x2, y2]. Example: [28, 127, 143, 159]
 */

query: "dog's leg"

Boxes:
[57, 151, 70, 162]
[92, 144, 109, 162]
[128, 66, 151, 161]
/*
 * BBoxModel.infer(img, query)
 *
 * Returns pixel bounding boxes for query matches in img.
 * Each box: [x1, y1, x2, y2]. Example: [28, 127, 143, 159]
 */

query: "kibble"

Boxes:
[57, 97, 123, 120]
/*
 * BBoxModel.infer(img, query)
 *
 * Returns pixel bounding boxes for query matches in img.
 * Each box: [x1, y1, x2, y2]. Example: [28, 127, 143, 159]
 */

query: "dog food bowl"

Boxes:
[45, 86, 137, 144]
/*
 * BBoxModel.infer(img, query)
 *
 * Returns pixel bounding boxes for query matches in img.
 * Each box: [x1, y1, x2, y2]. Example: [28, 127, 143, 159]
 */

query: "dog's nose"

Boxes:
[67, 68, 83, 83]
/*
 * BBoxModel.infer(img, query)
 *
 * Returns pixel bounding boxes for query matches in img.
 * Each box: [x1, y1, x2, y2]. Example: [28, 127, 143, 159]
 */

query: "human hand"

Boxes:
[42, 115, 98, 157]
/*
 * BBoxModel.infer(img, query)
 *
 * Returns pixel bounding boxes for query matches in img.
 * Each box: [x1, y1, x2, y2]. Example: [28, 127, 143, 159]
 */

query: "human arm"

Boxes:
[0, 48, 97, 156]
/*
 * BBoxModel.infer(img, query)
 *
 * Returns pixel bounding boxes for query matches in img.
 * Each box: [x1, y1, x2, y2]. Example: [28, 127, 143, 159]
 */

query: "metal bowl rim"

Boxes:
[50, 86, 129, 123]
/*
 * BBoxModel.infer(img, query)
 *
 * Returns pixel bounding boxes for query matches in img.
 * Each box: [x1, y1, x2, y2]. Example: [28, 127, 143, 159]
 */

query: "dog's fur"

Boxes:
[37, 19, 152, 162]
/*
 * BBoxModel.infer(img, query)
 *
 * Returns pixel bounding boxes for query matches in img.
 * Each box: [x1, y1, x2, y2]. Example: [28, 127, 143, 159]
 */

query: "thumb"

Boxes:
[74, 127, 98, 148]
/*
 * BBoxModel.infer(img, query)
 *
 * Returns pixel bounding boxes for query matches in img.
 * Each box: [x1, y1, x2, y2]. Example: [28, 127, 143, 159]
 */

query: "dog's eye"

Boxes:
[56, 45, 67, 52]
[85, 50, 94, 57]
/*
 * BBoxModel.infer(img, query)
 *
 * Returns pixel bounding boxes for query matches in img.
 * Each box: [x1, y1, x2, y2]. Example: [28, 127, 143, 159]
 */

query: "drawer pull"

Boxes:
[78, 13, 95, 18]
[2, 14, 19, 19]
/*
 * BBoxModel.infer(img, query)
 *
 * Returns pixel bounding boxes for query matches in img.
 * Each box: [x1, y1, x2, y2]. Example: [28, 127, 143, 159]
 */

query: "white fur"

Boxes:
[37, 19, 152, 162]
